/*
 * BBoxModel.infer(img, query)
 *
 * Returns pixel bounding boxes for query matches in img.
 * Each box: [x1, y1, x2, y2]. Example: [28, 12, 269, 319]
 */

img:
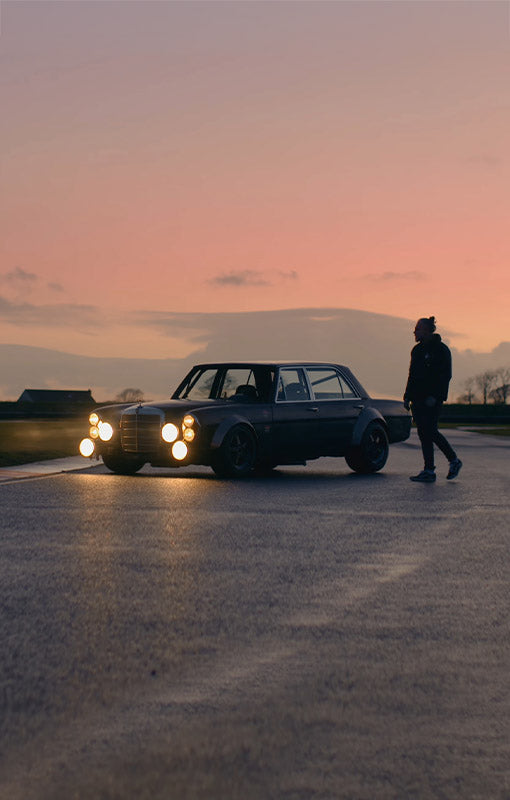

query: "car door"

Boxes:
[271, 367, 320, 461]
[305, 366, 363, 455]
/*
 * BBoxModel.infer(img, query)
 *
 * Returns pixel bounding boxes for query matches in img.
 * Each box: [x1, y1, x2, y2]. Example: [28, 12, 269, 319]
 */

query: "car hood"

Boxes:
[94, 398, 220, 419]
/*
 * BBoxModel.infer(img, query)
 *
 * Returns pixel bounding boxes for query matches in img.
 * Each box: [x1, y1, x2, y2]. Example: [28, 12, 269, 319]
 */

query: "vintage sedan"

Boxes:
[79, 362, 411, 477]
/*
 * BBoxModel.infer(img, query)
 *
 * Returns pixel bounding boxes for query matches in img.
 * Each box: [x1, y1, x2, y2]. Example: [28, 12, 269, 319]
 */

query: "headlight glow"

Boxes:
[183, 427, 195, 442]
[98, 421, 114, 442]
[162, 423, 179, 443]
[183, 414, 195, 428]
[89, 412, 99, 426]
[172, 441, 188, 461]
[89, 426, 99, 439]
[79, 438, 95, 457]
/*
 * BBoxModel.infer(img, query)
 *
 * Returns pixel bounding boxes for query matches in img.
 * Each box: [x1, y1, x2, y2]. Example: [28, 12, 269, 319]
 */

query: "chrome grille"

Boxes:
[121, 410, 162, 453]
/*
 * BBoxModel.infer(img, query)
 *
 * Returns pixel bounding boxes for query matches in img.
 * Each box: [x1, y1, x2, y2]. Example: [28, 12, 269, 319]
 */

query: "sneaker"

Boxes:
[447, 458, 462, 480]
[410, 469, 436, 483]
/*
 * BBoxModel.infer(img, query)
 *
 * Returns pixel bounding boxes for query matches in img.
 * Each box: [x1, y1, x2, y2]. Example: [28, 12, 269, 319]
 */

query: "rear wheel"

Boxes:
[101, 452, 146, 475]
[211, 425, 257, 478]
[345, 422, 389, 473]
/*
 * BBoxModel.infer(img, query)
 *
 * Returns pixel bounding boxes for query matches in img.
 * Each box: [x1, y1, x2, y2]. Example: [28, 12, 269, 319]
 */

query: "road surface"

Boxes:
[1, 431, 509, 799]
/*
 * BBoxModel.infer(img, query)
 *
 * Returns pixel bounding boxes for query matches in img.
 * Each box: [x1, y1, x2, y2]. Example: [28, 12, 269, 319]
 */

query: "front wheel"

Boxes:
[345, 422, 389, 474]
[211, 425, 257, 478]
[101, 451, 146, 475]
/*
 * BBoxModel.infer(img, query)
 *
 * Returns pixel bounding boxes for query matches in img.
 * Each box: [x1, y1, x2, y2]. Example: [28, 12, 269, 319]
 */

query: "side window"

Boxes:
[277, 368, 310, 402]
[338, 374, 356, 399]
[307, 368, 357, 400]
[220, 368, 258, 400]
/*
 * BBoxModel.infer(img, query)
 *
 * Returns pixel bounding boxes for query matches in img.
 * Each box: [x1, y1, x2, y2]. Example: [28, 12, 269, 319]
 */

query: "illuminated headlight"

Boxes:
[98, 421, 114, 442]
[172, 441, 188, 461]
[162, 423, 179, 443]
[183, 414, 195, 428]
[79, 438, 95, 457]
[89, 426, 99, 439]
[183, 427, 195, 442]
[89, 412, 99, 426]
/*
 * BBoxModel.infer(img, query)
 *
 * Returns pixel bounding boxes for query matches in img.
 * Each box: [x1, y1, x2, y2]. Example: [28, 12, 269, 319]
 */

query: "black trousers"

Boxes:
[412, 401, 457, 471]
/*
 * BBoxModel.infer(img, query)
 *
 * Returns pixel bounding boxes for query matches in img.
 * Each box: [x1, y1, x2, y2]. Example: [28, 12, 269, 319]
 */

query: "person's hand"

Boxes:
[404, 399, 411, 411]
[425, 395, 437, 408]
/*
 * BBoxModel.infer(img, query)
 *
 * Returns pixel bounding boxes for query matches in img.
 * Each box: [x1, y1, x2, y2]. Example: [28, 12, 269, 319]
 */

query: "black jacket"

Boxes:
[404, 334, 452, 403]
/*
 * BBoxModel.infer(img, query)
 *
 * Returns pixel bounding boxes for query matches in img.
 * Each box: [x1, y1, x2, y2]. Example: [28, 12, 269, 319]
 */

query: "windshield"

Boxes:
[177, 368, 218, 400]
[174, 366, 274, 402]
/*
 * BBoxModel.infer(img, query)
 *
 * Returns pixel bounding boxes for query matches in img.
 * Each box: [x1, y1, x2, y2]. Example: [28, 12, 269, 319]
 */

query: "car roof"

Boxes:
[190, 361, 350, 370]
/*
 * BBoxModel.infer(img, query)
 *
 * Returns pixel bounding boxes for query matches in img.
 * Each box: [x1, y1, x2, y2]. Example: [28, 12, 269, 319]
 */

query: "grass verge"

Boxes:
[439, 423, 510, 437]
[462, 427, 510, 437]
[0, 419, 86, 468]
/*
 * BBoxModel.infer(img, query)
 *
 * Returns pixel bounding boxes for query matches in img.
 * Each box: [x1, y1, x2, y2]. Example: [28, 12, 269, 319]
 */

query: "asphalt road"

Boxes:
[1, 430, 509, 800]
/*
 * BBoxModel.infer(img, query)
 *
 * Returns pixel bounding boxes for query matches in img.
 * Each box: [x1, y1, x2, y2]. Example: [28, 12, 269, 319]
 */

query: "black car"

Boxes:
[79, 362, 411, 477]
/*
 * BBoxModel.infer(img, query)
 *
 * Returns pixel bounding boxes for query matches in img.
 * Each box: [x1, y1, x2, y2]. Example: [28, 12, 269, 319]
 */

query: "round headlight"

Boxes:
[183, 427, 195, 442]
[89, 426, 99, 439]
[162, 423, 179, 443]
[98, 421, 114, 442]
[183, 414, 195, 428]
[89, 412, 99, 426]
[79, 438, 95, 457]
[172, 441, 188, 461]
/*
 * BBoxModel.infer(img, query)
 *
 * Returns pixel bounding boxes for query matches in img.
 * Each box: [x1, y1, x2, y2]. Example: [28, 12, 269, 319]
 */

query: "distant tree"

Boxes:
[461, 376, 477, 405]
[475, 370, 498, 405]
[489, 385, 508, 404]
[115, 387, 145, 403]
[490, 367, 510, 405]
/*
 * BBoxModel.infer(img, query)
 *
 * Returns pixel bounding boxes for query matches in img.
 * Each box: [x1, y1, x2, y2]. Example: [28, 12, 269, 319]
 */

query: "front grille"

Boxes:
[121, 411, 162, 453]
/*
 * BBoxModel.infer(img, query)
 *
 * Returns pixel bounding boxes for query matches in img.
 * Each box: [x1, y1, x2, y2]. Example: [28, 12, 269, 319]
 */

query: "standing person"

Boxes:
[404, 316, 463, 483]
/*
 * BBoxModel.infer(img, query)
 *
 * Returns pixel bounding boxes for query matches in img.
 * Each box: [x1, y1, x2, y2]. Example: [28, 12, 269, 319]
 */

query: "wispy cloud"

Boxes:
[209, 269, 299, 287]
[0, 295, 101, 329]
[210, 270, 270, 287]
[364, 271, 426, 282]
[48, 281, 65, 293]
[3, 266, 38, 287]
[1, 267, 66, 299]
[464, 154, 503, 168]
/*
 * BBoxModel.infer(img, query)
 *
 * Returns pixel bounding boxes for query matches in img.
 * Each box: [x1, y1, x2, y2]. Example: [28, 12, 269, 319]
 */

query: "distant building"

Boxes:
[17, 389, 96, 405]
[15, 389, 96, 417]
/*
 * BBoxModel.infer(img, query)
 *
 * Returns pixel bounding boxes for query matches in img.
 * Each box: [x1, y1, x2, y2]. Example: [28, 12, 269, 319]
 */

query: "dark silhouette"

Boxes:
[115, 388, 145, 403]
[404, 317, 462, 482]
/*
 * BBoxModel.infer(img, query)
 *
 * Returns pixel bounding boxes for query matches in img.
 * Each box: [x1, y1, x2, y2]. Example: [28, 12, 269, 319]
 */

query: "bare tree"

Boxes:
[115, 387, 145, 403]
[489, 367, 510, 404]
[461, 376, 477, 405]
[475, 370, 498, 405]
[496, 367, 510, 404]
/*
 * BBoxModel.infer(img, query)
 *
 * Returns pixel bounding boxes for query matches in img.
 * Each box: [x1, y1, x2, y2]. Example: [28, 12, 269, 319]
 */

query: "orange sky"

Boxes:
[1, 0, 509, 358]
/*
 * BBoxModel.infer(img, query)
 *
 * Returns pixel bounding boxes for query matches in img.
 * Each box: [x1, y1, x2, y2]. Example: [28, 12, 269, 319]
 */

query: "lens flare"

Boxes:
[162, 423, 179, 443]
[79, 438, 95, 457]
[172, 441, 188, 461]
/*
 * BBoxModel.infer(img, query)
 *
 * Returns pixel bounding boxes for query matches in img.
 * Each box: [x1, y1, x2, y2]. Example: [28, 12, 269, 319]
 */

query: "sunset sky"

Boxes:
[1, 0, 509, 362]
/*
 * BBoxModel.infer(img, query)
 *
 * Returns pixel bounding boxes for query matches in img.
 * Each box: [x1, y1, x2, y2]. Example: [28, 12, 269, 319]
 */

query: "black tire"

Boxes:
[102, 452, 146, 475]
[211, 425, 257, 478]
[345, 422, 389, 474]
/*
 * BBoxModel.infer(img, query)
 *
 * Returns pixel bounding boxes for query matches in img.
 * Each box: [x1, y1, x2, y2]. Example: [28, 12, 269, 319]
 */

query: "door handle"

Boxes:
[354, 404, 365, 409]
[307, 406, 319, 412]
